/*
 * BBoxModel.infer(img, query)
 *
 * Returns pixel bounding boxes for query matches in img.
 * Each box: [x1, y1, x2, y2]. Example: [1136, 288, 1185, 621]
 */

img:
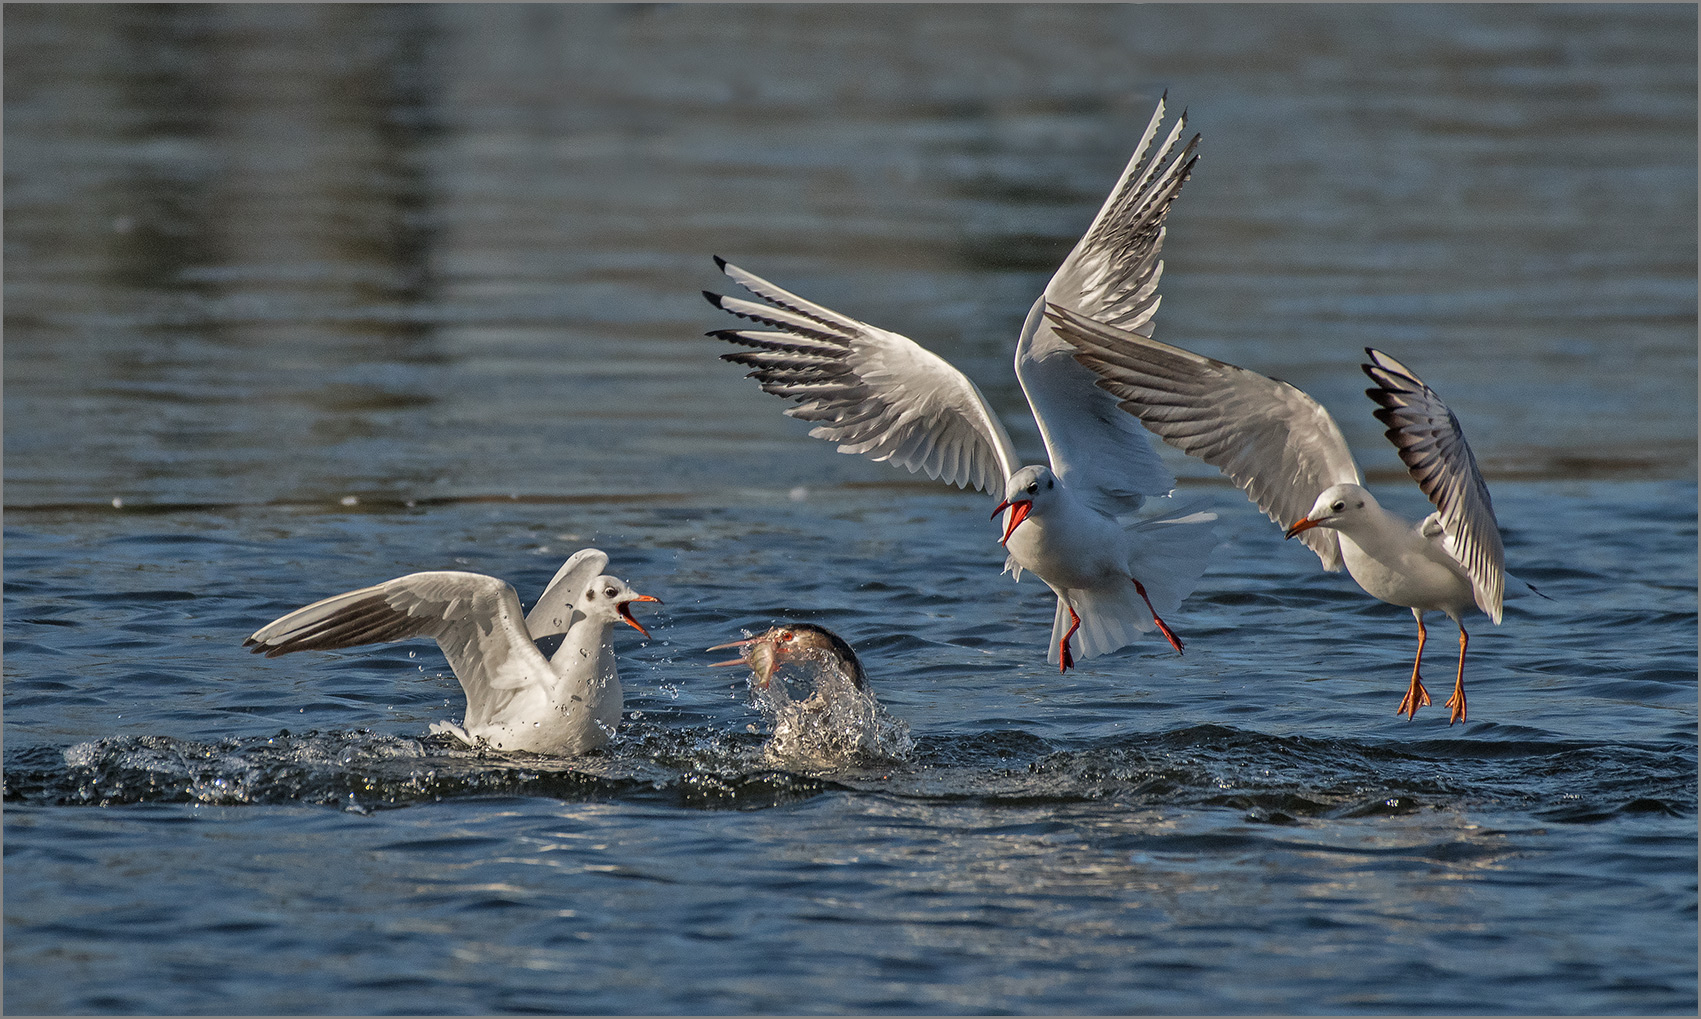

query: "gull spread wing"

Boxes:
[525, 548, 610, 637]
[1013, 98, 1199, 515]
[1044, 303, 1362, 571]
[245, 571, 549, 724]
[1362, 349, 1505, 621]
[705, 258, 1019, 494]
[1014, 296, 1176, 514]
[1049, 92, 1200, 333]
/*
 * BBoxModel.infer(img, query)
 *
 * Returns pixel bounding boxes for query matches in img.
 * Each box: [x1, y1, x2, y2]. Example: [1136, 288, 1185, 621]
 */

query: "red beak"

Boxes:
[617, 594, 661, 638]
[1283, 518, 1318, 540]
[992, 499, 1032, 546]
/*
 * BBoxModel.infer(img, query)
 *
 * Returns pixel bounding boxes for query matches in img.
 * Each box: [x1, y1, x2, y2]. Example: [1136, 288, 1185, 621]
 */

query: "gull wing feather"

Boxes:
[1044, 303, 1362, 571]
[1014, 96, 1199, 515]
[1362, 349, 1504, 621]
[706, 258, 1019, 494]
[245, 572, 549, 724]
[524, 548, 610, 637]
[1049, 92, 1200, 333]
[1014, 297, 1176, 514]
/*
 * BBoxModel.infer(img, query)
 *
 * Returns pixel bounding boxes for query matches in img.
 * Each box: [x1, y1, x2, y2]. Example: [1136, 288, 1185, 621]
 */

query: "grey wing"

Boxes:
[705, 258, 1019, 495]
[525, 548, 610, 637]
[1047, 92, 1200, 334]
[1014, 96, 1199, 515]
[245, 572, 549, 719]
[1014, 297, 1176, 516]
[1044, 303, 1361, 571]
[1363, 349, 1505, 621]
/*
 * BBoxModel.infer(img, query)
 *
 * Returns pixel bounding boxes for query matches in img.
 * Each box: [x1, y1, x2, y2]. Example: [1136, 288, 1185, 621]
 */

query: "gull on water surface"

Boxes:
[245, 548, 659, 753]
[705, 95, 1218, 672]
[1046, 304, 1533, 724]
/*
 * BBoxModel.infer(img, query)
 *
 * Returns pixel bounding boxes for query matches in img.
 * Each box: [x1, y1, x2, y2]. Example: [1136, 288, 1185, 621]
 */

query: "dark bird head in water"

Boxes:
[708, 622, 867, 691]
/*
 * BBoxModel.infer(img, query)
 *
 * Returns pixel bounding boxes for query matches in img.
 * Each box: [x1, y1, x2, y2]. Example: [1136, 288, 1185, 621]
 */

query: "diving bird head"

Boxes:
[578, 575, 660, 638]
[708, 623, 868, 691]
[1285, 483, 1377, 539]
[992, 464, 1058, 545]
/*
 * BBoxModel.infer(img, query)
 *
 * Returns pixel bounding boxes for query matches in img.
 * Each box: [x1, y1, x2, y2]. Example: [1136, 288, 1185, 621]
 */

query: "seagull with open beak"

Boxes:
[246, 548, 659, 754]
[705, 95, 1218, 672]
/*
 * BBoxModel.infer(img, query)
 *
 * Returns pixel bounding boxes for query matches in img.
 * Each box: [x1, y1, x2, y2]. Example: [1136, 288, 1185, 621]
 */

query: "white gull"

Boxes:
[1047, 304, 1530, 724]
[704, 96, 1218, 672]
[245, 548, 659, 753]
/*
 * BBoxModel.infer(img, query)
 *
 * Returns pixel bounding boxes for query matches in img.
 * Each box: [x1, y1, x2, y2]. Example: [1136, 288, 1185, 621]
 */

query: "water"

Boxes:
[5, 5, 1696, 1014]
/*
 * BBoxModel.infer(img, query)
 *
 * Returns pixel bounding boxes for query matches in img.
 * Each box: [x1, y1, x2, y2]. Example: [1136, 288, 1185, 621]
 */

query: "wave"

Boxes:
[6, 723, 1692, 821]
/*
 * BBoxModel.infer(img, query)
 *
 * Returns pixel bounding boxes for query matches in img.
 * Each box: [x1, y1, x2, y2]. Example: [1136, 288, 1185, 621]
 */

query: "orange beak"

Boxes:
[617, 594, 661, 638]
[1283, 518, 1319, 540]
[992, 499, 1032, 546]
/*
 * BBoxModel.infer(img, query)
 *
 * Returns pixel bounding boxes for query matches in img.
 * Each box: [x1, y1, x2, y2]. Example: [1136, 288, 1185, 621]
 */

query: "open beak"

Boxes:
[1283, 517, 1319, 540]
[706, 634, 782, 688]
[706, 635, 759, 667]
[617, 594, 661, 638]
[992, 499, 1032, 546]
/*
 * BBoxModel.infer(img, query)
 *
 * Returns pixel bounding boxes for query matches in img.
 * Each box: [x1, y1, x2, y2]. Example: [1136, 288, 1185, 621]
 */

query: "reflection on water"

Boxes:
[4, 4, 1695, 1015]
[6, 4, 1695, 512]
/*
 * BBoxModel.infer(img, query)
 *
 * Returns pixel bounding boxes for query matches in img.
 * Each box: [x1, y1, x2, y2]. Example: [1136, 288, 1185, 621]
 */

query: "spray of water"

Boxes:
[742, 643, 912, 769]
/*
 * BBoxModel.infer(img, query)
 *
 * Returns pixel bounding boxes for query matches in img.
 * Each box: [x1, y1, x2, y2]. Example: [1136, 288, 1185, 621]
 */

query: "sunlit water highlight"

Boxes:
[6, 5, 1695, 1015]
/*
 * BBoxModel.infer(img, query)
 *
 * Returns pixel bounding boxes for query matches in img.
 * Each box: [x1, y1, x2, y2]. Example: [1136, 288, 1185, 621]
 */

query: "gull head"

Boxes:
[1286, 483, 1374, 539]
[579, 575, 661, 638]
[707, 623, 866, 691]
[992, 465, 1058, 545]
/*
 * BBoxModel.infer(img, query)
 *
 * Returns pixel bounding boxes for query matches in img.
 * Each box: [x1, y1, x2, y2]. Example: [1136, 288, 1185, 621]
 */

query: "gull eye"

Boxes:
[604, 586, 618, 598]
[1026, 482, 1038, 494]
[1332, 501, 1346, 513]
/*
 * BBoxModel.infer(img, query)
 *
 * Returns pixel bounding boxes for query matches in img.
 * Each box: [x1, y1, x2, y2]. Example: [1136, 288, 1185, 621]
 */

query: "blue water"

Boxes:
[6, 5, 1696, 1014]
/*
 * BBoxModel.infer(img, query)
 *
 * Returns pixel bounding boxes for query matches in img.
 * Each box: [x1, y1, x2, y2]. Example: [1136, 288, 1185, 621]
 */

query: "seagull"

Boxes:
[704, 95, 1218, 672]
[244, 548, 660, 754]
[1045, 303, 1524, 724]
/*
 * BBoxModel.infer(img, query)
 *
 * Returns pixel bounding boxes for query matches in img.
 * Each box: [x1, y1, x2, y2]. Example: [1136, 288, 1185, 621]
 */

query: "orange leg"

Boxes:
[1058, 606, 1081, 673]
[1444, 626, 1469, 725]
[1396, 612, 1432, 720]
[1132, 578, 1184, 655]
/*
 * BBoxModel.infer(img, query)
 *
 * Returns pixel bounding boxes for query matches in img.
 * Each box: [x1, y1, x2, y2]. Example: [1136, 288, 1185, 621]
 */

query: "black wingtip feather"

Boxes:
[713, 254, 728, 271]
[702, 290, 727, 309]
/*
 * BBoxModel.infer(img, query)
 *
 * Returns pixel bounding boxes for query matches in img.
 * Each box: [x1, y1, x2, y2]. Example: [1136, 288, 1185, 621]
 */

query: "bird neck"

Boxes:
[549, 617, 617, 684]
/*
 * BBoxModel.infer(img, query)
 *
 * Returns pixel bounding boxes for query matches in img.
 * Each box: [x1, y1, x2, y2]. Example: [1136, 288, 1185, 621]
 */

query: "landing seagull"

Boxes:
[704, 96, 1218, 672]
[1047, 304, 1528, 724]
[244, 548, 659, 754]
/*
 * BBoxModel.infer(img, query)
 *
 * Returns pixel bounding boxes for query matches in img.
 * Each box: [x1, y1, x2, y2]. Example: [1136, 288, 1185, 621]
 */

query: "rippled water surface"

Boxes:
[6, 5, 1696, 1015]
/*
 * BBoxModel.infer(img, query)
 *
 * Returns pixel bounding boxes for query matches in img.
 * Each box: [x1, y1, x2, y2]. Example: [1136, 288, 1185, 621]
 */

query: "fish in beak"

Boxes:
[991, 499, 1032, 546]
[706, 631, 785, 688]
[617, 594, 661, 638]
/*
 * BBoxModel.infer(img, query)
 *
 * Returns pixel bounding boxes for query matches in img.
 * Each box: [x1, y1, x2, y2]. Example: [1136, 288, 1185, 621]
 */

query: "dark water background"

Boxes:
[5, 5, 1696, 1014]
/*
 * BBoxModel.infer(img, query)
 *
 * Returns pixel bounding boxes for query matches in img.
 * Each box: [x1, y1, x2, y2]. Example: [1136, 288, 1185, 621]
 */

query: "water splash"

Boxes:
[743, 649, 914, 770]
